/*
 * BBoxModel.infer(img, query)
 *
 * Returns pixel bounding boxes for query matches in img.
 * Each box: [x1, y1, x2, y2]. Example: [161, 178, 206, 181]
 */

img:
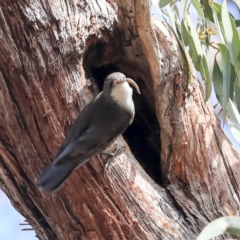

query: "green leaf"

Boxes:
[213, 2, 222, 14]
[201, 0, 214, 22]
[218, 43, 230, 122]
[181, 21, 199, 64]
[229, 122, 240, 144]
[165, 0, 240, 131]
[159, 0, 172, 8]
[229, 64, 236, 101]
[211, 1, 240, 85]
[196, 216, 240, 240]
[235, 81, 240, 113]
[221, 0, 233, 42]
[235, 19, 240, 27]
[201, 55, 212, 101]
[226, 99, 240, 124]
[172, 5, 181, 20]
[182, 0, 189, 16]
[185, 14, 203, 56]
[202, 1, 222, 23]
[230, 17, 240, 77]
[190, 0, 205, 19]
[212, 60, 223, 105]
[166, 5, 193, 83]
[181, 14, 212, 100]
[166, 4, 177, 35]
[212, 3, 225, 42]
[221, 0, 240, 83]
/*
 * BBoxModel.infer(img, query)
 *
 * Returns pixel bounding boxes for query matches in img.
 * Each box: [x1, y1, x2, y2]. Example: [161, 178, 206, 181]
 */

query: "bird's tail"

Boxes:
[36, 163, 77, 193]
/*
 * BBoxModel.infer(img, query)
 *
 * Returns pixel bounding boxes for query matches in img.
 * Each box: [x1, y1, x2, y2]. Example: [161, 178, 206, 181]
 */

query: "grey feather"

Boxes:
[36, 72, 138, 192]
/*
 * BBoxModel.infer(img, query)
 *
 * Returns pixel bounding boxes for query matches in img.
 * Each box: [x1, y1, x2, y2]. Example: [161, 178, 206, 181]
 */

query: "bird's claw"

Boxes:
[101, 144, 125, 175]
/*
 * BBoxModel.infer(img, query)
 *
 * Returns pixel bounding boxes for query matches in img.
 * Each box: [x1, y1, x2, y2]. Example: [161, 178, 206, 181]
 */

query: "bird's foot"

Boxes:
[100, 143, 125, 172]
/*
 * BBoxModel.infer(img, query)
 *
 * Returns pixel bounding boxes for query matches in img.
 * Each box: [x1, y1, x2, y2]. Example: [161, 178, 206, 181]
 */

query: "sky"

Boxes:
[0, 191, 37, 240]
[0, 1, 240, 240]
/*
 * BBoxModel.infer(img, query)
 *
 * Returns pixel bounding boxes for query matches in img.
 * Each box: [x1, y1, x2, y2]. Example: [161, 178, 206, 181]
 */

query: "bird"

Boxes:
[36, 72, 141, 192]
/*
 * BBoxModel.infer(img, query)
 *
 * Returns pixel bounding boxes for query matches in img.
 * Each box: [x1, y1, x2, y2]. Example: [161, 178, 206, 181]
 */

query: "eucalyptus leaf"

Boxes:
[196, 216, 240, 240]
[185, 14, 203, 55]
[235, 19, 240, 27]
[221, 0, 233, 42]
[218, 43, 230, 122]
[229, 122, 240, 144]
[166, 5, 193, 83]
[201, 55, 212, 101]
[213, 2, 222, 13]
[190, 0, 204, 19]
[166, 4, 178, 35]
[235, 81, 240, 112]
[182, 0, 189, 16]
[201, 0, 214, 22]
[212, 3, 225, 42]
[213, 60, 223, 105]
[160, 0, 240, 108]
[221, 0, 240, 82]
[226, 99, 240, 124]
[173, 5, 181, 20]
[230, 17, 240, 82]
[182, 14, 212, 100]
[159, 0, 172, 8]
[229, 64, 236, 101]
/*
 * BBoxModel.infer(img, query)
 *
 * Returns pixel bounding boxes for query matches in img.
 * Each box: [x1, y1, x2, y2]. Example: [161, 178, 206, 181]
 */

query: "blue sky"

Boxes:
[0, 191, 37, 240]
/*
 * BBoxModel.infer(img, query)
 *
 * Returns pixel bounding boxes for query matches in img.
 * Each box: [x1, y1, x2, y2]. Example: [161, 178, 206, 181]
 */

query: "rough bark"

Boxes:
[0, 0, 239, 240]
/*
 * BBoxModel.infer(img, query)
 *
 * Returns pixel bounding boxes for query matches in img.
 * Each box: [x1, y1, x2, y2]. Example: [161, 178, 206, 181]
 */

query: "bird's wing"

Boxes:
[53, 92, 111, 166]
[53, 92, 132, 167]
[55, 93, 102, 158]
[53, 126, 108, 166]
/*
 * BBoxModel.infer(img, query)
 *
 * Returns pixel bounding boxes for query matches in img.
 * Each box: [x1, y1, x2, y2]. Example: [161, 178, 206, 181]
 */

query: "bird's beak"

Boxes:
[114, 78, 141, 94]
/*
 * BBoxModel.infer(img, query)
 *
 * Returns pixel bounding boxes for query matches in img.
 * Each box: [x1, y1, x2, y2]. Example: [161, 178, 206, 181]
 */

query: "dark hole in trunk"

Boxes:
[84, 40, 162, 184]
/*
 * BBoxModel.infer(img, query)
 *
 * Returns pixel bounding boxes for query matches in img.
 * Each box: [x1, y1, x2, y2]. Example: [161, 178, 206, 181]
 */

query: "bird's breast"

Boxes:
[110, 82, 134, 113]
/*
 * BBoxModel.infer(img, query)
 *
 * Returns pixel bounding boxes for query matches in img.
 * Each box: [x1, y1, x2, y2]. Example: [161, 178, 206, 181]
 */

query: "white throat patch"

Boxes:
[110, 82, 134, 111]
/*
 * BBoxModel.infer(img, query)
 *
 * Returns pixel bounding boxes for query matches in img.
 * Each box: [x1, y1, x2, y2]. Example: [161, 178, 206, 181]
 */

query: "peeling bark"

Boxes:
[0, 0, 239, 240]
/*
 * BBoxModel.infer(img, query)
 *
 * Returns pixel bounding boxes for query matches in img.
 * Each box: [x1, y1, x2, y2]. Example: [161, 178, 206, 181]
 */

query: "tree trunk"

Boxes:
[0, 0, 239, 239]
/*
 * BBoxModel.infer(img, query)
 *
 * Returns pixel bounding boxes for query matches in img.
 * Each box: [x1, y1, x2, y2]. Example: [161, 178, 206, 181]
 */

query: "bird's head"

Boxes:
[103, 72, 140, 108]
[103, 72, 140, 95]
[102, 72, 140, 108]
